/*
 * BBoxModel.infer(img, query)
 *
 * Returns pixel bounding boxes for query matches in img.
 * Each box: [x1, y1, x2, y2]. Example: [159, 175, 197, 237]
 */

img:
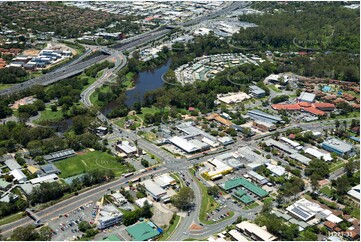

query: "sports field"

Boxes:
[54, 150, 132, 178]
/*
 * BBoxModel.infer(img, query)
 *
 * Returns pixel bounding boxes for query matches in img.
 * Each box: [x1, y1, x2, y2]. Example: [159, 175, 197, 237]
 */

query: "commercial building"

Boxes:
[265, 139, 298, 154]
[232, 189, 254, 204]
[249, 85, 266, 98]
[252, 120, 276, 132]
[204, 158, 233, 180]
[304, 147, 333, 161]
[154, 173, 176, 188]
[347, 184, 360, 200]
[217, 136, 234, 146]
[97, 204, 123, 230]
[221, 177, 268, 198]
[10, 169, 27, 183]
[126, 221, 161, 241]
[297, 92, 316, 103]
[322, 138, 353, 156]
[217, 92, 251, 104]
[116, 140, 137, 157]
[29, 174, 59, 185]
[246, 171, 268, 185]
[236, 221, 277, 241]
[247, 110, 282, 124]
[43, 149, 75, 162]
[142, 180, 167, 201]
[168, 136, 202, 153]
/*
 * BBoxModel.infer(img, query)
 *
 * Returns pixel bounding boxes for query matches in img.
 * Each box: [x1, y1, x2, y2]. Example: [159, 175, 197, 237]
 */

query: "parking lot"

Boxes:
[48, 202, 94, 241]
[206, 205, 232, 222]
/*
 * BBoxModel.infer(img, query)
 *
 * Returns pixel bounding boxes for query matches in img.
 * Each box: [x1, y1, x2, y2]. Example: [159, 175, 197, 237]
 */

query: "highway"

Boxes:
[0, 167, 168, 237]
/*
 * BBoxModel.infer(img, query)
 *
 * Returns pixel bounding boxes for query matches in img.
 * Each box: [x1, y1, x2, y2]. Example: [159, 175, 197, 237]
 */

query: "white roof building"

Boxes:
[111, 192, 128, 205]
[304, 147, 333, 162]
[266, 163, 286, 177]
[135, 197, 153, 208]
[236, 221, 277, 241]
[217, 92, 251, 104]
[10, 169, 27, 183]
[29, 174, 58, 185]
[97, 204, 123, 230]
[280, 137, 302, 150]
[286, 198, 341, 223]
[228, 229, 248, 241]
[142, 180, 167, 201]
[347, 184, 360, 200]
[297, 92, 316, 103]
[116, 141, 137, 155]
[169, 136, 201, 153]
[154, 173, 176, 188]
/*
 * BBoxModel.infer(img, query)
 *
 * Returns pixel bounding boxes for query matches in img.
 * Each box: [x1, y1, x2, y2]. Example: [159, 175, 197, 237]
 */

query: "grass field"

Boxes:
[0, 84, 12, 91]
[262, 197, 274, 205]
[189, 168, 219, 224]
[36, 106, 64, 122]
[54, 150, 132, 178]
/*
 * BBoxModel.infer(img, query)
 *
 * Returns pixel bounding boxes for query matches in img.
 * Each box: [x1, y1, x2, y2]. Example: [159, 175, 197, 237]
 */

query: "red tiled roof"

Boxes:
[312, 103, 335, 109]
[352, 103, 360, 109]
[324, 221, 337, 230]
[302, 107, 326, 116]
[333, 98, 346, 104]
[289, 134, 296, 139]
[298, 102, 311, 107]
[271, 104, 301, 111]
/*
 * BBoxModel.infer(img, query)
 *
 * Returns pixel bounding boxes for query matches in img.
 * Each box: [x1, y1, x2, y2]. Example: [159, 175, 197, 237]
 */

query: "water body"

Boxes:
[102, 59, 171, 115]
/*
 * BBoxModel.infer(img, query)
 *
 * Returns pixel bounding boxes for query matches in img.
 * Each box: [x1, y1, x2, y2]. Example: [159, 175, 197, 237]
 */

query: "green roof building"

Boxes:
[126, 221, 161, 241]
[232, 189, 255, 204]
[222, 177, 268, 198]
[103, 234, 121, 241]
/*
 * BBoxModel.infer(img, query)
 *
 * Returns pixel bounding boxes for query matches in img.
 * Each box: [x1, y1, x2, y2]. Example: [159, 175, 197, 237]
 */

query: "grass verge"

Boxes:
[0, 212, 25, 226]
[159, 215, 181, 240]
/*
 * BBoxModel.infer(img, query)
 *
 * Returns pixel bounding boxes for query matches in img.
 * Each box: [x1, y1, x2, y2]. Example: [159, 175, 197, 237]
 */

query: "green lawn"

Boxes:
[351, 207, 360, 219]
[54, 150, 132, 178]
[329, 160, 345, 173]
[189, 168, 219, 224]
[262, 197, 274, 205]
[159, 215, 181, 240]
[123, 72, 136, 89]
[244, 202, 259, 210]
[136, 106, 164, 120]
[0, 212, 25, 226]
[0, 84, 12, 91]
[320, 186, 333, 197]
[36, 106, 64, 122]
[268, 84, 281, 93]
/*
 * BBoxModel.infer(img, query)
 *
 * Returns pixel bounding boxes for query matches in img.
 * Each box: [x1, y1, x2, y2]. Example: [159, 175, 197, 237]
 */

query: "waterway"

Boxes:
[101, 59, 171, 115]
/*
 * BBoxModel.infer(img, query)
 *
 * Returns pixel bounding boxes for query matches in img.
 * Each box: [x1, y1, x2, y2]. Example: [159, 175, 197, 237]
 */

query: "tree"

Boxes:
[141, 159, 149, 168]
[78, 221, 91, 232]
[50, 104, 57, 112]
[133, 102, 142, 114]
[9, 225, 39, 241]
[38, 226, 53, 241]
[171, 187, 195, 210]
[207, 186, 220, 197]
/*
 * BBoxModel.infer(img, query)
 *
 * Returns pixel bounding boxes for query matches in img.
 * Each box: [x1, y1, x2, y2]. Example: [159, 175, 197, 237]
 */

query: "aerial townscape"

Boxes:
[0, 1, 360, 242]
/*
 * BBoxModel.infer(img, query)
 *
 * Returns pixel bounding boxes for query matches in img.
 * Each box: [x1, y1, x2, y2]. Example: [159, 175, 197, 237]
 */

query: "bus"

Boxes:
[123, 172, 134, 178]
[131, 177, 140, 183]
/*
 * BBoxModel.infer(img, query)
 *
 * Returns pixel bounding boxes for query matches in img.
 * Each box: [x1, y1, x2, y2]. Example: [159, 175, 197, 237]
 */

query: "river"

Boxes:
[101, 59, 171, 115]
